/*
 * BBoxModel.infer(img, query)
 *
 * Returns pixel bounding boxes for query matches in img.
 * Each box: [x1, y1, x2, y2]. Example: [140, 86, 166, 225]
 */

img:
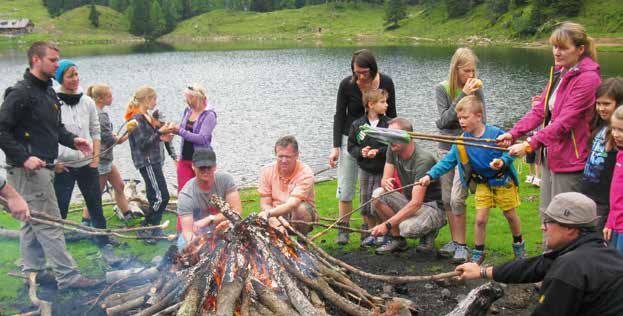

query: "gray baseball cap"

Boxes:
[543, 192, 597, 227]
[192, 148, 216, 168]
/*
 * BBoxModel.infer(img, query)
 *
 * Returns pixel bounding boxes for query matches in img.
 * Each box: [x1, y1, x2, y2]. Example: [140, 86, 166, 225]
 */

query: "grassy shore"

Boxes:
[1, 0, 622, 51]
[0, 160, 542, 313]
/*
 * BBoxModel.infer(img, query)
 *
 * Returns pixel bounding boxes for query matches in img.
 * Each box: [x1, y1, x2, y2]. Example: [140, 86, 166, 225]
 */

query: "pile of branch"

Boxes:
[97, 196, 421, 315]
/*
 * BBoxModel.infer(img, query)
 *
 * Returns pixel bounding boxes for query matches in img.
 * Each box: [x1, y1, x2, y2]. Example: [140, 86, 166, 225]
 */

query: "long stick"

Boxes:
[0, 197, 175, 240]
[411, 134, 508, 151]
[409, 131, 498, 143]
[310, 181, 426, 241]
[281, 217, 460, 284]
[288, 220, 370, 234]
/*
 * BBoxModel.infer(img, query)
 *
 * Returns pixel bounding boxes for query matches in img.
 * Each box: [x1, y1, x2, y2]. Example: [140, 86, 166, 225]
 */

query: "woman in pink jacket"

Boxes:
[497, 22, 601, 219]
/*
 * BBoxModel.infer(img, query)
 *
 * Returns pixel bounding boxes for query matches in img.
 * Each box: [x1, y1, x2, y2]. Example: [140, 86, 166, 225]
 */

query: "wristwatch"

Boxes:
[385, 222, 392, 231]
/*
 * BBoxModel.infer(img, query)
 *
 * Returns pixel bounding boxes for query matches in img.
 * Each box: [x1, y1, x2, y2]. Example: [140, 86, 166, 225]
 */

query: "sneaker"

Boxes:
[100, 244, 123, 266]
[525, 175, 534, 184]
[438, 241, 457, 258]
[416, 230, 438, 254]
[360, 235, 377, 247]
[335, 223, 350, 245]
[137, 229, 156, 245]
[532, 177, 541, 187]
[151, 227, 165, 240]
[114, 206, 133, 221]
[62, 275, 104, 290]
[375, 236, 408, 255]
[470, 249, 486, 265]
[451, 245, 469, 264]
[81, 219, 92, 227]
[512, 240, 527, 259]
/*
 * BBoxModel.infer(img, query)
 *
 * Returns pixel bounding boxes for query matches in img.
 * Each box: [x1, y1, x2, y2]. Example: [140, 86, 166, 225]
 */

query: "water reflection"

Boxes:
[0, 46, 621, 191]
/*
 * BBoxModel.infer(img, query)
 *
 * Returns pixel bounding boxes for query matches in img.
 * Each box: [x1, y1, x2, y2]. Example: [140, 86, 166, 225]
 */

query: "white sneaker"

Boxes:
[532, 177, 541, 187]
[525, 175, 534, 184]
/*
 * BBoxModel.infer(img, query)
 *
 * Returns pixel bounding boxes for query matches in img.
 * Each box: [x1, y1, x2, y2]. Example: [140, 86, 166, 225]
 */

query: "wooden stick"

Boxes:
[27, 272, 52, 316]
[409, 131, 498, 143]
[410, 134, 509, 151]
[288, 220, 370, 234]
[281, 218, 460, 284]
[310, 182, 426, 241]
[0, 228, 19, 239]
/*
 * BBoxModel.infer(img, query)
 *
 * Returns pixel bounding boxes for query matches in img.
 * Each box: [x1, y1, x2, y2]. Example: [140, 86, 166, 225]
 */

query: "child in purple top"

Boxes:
[171, 83, 217, 231]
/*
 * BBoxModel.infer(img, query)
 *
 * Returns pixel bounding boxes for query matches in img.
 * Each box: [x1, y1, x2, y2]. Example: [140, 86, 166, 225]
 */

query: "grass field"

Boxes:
[0, 160, 543, 313]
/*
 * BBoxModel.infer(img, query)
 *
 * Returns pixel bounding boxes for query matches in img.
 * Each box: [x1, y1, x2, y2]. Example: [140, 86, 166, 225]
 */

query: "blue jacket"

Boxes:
[426, 125, 519, 188]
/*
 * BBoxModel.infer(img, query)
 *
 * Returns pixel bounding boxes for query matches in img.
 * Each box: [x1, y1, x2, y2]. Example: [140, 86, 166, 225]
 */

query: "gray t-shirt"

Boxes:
[177, 172, 237, 220]
[386, 144, 442, 203]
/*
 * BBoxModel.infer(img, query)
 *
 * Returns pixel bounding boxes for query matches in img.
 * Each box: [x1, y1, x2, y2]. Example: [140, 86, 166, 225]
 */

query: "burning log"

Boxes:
[447, 282, 504, 316]
[94, 195, 457, 315]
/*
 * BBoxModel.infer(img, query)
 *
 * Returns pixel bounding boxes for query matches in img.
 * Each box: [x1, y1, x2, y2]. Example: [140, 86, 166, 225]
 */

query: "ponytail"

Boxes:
[86, 83, 111, 103]
[124, 85, 156, 121]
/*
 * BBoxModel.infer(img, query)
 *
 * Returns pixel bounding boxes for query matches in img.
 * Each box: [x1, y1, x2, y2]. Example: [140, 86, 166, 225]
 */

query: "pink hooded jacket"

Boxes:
[607, 151, 623, 232]
[508, 57, 601, 173]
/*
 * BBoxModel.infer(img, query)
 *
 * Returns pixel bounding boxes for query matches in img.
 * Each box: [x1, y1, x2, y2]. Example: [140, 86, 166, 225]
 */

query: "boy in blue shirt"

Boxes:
[420, 95, 525, 264]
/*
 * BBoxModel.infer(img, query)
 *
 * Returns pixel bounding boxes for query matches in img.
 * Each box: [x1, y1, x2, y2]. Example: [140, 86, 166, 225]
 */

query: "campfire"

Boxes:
[92, 195, 420, 316]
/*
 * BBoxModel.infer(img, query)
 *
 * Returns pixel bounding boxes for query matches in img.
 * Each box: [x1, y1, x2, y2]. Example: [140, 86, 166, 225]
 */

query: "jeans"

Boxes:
[54, 165, 109, 246]
[139, 163, 170, 226]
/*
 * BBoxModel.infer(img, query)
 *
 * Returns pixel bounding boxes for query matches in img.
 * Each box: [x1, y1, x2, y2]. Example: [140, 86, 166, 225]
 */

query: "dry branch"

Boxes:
[27, 272, 52, 316]
[447, 282, 504, 316]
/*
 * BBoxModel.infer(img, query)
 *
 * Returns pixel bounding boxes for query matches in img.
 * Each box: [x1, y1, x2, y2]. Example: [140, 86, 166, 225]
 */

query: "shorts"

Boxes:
[438, 149, 468, 215]
[98, 160, 113, 176]
[285, 201, 318, 222]
[475, 182, 520, 211]
[358, 168, 382, 217]
[336, 135, 358, 202]
[371, 188, 446, 238]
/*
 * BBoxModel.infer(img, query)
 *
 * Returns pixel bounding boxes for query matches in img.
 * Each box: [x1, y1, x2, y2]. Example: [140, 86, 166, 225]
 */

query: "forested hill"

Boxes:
[2, 0, 622, 47]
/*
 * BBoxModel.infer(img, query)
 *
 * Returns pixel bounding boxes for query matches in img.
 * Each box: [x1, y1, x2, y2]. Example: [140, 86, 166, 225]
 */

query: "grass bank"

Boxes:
[0, 161, 542, 313]
[1, 0, 622, 52]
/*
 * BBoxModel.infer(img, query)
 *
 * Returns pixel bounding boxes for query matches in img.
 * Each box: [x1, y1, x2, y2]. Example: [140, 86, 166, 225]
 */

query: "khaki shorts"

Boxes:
[372, 188, 446, 238]
[475, 182, 520, 211]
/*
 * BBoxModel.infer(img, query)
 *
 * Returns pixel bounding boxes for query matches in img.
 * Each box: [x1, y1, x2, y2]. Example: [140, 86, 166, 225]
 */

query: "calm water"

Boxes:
[1, 46, 622, 191]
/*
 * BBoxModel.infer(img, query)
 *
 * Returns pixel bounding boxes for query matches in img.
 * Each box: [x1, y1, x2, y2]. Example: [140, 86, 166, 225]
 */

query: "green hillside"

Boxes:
[0, 0, 137, 47]
[164, 0, 623, 46]
[1, 0, 622, 50]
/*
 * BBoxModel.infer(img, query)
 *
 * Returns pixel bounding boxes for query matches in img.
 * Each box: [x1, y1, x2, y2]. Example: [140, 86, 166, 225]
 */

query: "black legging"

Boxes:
[138, 163, 170, 226]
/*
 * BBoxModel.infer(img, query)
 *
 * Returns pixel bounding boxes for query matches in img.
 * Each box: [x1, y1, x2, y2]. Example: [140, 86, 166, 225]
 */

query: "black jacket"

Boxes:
[493, 232, 623, 316]
[128, 113, 163, 169]
[333, 74, 396, 148]
[347, 115, 390, 174]
[0, 70, 76, 166]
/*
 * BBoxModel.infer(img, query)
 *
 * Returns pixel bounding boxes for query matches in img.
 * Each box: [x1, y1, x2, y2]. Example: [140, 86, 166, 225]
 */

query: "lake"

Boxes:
[1, 45, 622, 192]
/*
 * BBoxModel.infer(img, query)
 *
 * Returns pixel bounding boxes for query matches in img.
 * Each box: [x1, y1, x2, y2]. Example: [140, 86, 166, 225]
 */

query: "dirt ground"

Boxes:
[7, 247, 539, 315]
[334, 248, 539, 315]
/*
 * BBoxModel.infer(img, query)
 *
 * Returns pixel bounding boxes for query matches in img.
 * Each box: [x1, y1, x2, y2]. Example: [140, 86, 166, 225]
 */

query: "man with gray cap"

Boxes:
[176, 148, 242, 250]
[454, 192, 623, 315]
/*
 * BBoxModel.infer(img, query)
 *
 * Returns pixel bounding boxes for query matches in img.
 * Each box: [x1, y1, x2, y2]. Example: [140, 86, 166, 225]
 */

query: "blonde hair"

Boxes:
[606, 106, 623, 150]
[447, 47, 479, 102]
[124, 85, 156, 121]
[362, 89, 388, 109]
[456, 95, 484, 115]
[549, 22, 597, 62]
[86, 84, 111, 103]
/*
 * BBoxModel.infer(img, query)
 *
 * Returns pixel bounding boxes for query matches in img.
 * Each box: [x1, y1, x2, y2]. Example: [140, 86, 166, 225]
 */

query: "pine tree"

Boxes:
[129, 0, 150, 36]
[89, 3, 101, 27]
[161, 0, 179, 32]
[148, 0, 167, 39]
[384, 0, 407, 29]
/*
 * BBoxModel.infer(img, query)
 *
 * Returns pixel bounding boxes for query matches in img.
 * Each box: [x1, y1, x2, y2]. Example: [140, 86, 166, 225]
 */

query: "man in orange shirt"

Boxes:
[258, 136, 318, 235]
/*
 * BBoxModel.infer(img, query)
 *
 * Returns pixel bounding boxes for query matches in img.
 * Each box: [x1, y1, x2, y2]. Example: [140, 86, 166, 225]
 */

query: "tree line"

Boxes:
[42, 0, 586, 39]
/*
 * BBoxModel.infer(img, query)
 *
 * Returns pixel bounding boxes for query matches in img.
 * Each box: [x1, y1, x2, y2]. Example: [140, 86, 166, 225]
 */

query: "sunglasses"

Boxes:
[187, 86, 206, 98]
